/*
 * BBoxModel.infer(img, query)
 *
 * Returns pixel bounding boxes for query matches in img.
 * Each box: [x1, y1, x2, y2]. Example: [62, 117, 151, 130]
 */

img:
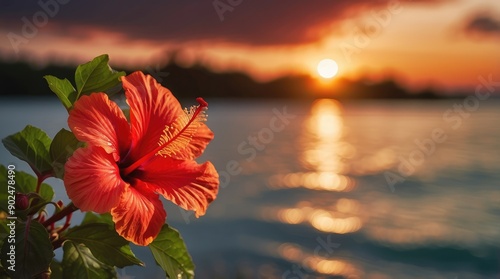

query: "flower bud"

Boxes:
[15, 193, 29, 210]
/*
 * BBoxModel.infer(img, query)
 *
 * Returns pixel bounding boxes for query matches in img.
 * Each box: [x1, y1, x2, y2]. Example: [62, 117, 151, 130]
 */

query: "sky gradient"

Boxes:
[0, 0, 499, 92]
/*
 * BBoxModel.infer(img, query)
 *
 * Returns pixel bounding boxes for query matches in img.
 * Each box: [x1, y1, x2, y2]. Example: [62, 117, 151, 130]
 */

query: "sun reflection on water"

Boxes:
[268, 171, 355, 191]
[276, 242, 360, 277]
[261, 199, 362, 234]
[264, 99, 365, 276]
[300, 99, 355, 173]
[269, 99, 357, 192]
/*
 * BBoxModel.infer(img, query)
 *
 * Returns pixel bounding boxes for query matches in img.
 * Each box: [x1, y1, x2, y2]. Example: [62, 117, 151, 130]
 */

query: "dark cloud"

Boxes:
[1, 0, 449, 46]
[464, 12, 500, 38]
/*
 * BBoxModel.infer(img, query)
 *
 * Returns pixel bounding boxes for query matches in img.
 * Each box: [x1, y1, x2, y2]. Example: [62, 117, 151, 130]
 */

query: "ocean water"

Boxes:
[0, 97, 499, 279]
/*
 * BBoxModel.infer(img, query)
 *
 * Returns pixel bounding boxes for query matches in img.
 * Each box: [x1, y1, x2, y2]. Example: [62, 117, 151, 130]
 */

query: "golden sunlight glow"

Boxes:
[301, 99, 353, 173]
[267, 171, 355, 192]
[267, 99, 358, 192]
[308, 99, 343, 139]
[262, 198, 363, 234]
[275, 241, 361, 277]
[317, 59, 339, 79]
[262, 98, 364, 273]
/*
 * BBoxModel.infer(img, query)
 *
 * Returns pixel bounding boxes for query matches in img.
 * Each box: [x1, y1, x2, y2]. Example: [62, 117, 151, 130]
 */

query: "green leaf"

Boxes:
[0, 219, 7, 250]
[0, 220, 54, 279]
[75, 54, 125, 98]
[0, 165, 54, 214]
[0, 269, 9, 278]
[43, 75, 77, 110]
[65, 223, 143, 268]
[50, 129, 82, 179]
[2, 125, 53, 176]
[49, 260, 63, 279]
[81, 212, 114, 227]
[149, 224, 195, 279]
[62, 241, 116, 279]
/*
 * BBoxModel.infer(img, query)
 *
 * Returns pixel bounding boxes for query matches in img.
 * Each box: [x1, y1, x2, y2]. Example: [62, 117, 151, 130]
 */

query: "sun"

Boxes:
[317, 59, 339, 79]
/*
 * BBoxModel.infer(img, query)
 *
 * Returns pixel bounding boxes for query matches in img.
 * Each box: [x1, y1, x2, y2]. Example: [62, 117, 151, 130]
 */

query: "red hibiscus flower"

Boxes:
[64, 71, 219, 246]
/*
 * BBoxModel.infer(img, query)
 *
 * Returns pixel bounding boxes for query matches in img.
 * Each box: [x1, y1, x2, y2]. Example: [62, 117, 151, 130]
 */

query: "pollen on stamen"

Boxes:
[155, 101, 208, 158]
[156, 125, 186, 157]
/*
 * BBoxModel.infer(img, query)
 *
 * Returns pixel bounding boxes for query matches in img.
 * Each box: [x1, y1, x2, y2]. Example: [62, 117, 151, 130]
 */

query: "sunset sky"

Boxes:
[0, 0, 499, 92]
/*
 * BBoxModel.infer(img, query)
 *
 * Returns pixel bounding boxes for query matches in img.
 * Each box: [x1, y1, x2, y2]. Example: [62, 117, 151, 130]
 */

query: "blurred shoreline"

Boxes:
[1, 59, 492, 100]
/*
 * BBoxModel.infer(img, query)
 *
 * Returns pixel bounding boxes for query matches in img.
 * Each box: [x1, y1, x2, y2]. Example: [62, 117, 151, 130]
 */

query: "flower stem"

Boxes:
[35, 172, 52, 193]
[42, 202, 78, 228]
[35, 176, 42, 194]
[56, 212, 73, 234]
[52, 236, 65, 250]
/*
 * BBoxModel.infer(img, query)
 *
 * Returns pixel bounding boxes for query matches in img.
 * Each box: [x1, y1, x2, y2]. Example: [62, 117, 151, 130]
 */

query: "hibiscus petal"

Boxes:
[64, 146, 126, 213]
[111, 183, 166, 246]
[136, 157, 219, 217]
[122, 71, 183, 162]
[68, 93, 130, 161]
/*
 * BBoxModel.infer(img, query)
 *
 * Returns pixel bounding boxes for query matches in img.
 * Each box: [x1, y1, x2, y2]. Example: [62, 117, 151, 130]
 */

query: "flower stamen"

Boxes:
[121, 98, 208, 176]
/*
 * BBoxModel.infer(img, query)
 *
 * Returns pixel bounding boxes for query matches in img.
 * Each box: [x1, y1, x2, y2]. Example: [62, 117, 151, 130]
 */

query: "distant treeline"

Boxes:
[0, 60, 457, 100]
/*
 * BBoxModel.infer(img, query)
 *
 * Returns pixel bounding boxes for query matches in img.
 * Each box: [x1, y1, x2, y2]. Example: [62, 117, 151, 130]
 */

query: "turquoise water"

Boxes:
[1, 98, 499, 279]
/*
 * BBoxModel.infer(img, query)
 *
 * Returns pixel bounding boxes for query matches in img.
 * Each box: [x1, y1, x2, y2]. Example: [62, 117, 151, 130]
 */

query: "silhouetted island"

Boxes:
[0, 59, 462, 100]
